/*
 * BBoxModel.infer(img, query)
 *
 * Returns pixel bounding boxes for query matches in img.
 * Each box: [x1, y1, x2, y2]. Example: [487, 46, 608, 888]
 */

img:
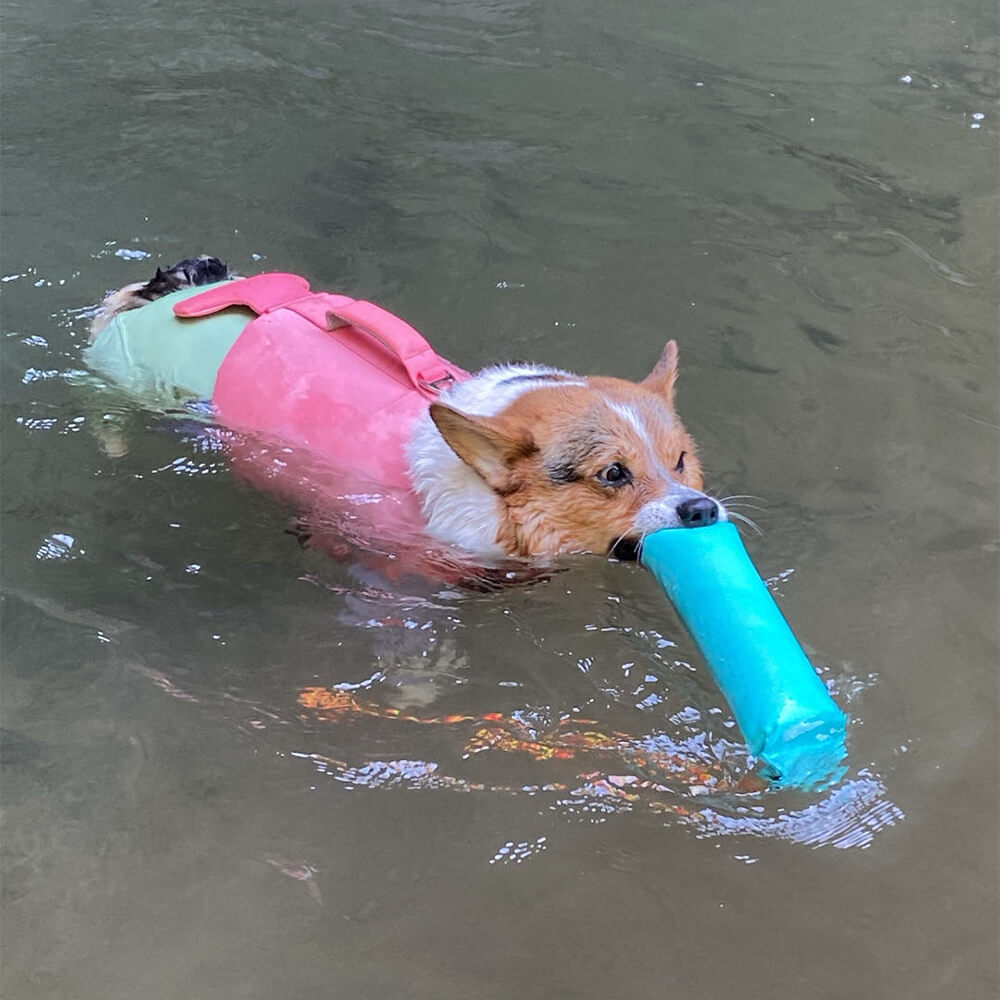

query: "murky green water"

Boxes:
[2, 1, 997, 997]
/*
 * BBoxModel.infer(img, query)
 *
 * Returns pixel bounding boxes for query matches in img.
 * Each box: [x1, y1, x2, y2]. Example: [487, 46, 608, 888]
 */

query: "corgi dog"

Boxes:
[89, 256, 726, 569]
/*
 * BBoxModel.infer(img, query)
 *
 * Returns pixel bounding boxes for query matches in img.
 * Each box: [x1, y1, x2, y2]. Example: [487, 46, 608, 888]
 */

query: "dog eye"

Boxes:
[598, 462, 631, 486]
[674, 451, 686, 474]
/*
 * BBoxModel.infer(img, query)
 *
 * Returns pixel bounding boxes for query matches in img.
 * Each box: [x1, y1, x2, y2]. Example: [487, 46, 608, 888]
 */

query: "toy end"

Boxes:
[758, 713, 849, 790]
[640, 522, 850, 790]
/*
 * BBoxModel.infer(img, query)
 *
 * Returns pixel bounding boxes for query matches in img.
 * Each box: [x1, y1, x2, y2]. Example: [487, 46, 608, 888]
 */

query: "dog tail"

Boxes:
[138, 255, 233, 300]
[90, 255, 233, 341]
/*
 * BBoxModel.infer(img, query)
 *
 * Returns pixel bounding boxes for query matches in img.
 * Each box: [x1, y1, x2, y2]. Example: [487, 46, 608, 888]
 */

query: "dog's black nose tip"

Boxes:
[677, 496, 719, 528]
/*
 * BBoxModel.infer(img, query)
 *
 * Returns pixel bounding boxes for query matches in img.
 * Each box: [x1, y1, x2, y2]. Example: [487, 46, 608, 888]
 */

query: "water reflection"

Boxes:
[288, 674, 903, 856]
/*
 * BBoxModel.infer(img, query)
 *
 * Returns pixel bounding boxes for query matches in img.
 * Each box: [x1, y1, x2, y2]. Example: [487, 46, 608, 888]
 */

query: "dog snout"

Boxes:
[633, 488, 727, 535]
[676, 495, 720, 528]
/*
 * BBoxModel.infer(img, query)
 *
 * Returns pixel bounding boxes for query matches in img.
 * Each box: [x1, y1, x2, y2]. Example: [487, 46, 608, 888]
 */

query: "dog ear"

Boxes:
[641, 339, 679, 403]
[429, 403, 536, 492]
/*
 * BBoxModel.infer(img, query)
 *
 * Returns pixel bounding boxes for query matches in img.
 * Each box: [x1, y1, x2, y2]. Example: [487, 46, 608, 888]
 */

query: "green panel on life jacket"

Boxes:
[84, 282, 253, 405]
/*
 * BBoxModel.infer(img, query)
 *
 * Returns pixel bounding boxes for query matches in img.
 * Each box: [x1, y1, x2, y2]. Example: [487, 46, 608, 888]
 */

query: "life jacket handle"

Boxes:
[325, 299, 456, 397]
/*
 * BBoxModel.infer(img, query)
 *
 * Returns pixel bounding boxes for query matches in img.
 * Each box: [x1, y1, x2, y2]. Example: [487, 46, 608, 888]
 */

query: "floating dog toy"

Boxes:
[641, 522, 847, 789]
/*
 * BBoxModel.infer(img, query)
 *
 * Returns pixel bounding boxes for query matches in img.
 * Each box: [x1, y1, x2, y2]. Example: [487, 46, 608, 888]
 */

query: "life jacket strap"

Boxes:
[174, 272, 459, 398]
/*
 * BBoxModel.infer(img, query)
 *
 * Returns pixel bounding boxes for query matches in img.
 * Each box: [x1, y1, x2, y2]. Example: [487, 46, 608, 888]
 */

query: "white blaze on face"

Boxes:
[600, 399, 725, 534]
[605, 400, 676, 482]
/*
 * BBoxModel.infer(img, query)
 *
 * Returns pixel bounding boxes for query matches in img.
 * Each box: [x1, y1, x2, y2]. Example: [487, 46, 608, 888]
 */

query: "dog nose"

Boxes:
[677, 496, 719, 528]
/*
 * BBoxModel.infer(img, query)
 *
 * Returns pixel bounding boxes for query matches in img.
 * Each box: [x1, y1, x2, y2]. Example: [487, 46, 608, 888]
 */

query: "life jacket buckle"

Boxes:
[419, 373, 456, 395]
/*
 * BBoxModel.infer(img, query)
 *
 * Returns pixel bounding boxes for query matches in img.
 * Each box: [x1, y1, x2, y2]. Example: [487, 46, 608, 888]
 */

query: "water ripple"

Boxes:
[680, 774, 905, 849]
[292, 745, 903, 853]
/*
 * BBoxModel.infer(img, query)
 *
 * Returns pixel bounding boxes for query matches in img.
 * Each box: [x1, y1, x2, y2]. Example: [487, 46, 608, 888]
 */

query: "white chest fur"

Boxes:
[406, 364, 582, 554]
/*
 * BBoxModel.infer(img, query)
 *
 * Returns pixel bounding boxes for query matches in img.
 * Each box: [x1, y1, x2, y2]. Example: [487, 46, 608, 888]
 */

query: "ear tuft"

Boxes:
[641, 339, 679, 402]
[429, 403, 536, 492]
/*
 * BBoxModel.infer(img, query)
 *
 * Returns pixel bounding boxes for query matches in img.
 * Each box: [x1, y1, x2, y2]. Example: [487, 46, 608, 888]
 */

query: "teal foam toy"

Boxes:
[641, 522, 847, 789]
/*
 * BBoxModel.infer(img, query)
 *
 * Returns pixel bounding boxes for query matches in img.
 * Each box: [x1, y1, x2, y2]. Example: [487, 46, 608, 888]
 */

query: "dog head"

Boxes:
[428, 341, 725, 559]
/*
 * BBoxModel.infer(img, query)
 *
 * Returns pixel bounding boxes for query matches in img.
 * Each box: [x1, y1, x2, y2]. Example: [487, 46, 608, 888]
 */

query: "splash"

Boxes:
[295, 687, 904, 850]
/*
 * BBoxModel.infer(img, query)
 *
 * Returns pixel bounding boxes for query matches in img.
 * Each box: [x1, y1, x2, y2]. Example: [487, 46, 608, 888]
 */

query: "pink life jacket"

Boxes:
[174, 273, 473, 567]
[175, 272, 468, 485]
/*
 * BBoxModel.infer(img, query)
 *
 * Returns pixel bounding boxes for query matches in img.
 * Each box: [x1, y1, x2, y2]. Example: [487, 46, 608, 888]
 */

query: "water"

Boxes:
[2, 0, 997, 997]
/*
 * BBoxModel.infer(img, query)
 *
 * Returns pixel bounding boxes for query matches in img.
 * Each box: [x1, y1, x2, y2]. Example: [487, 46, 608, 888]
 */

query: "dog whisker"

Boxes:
[635, 529, 651, 560]
[609, 529, 631, 554]
[608, 528, 645, 562]
[727, 510, 765, 537]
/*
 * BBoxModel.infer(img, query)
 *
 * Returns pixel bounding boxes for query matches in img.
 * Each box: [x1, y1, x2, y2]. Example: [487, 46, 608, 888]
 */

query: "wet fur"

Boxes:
[410, 355, 719, 558]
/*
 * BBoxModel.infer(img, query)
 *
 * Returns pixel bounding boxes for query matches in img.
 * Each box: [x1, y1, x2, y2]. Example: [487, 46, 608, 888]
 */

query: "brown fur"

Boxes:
[430, 342, 706, 557]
